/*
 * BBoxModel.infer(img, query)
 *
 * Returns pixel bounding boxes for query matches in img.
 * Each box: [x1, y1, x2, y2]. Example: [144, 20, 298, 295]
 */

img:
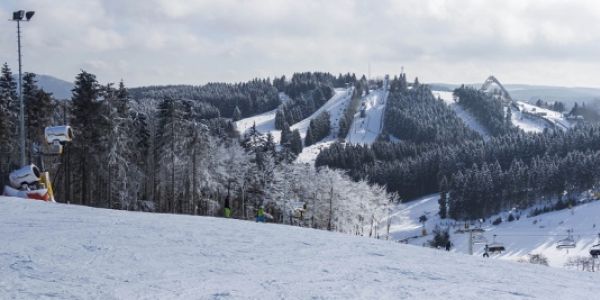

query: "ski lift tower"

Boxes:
[10, 10, 35, 166]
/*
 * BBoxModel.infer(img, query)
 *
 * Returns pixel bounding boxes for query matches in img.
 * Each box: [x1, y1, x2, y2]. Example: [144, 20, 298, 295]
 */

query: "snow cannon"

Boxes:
[3, 185, 49, 201]
[45, 125, 73, 145]
[9, 164, 41, 189]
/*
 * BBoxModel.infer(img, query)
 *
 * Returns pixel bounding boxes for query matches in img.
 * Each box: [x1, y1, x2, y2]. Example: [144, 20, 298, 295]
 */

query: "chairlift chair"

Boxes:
[487, 235, 506, 253]
[556, 229, 577, 249]
[590, 244, 600, 258]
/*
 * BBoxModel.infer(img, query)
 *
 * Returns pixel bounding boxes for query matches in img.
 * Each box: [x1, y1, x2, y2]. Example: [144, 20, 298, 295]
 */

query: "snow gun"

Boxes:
[3, 125, 73, 202]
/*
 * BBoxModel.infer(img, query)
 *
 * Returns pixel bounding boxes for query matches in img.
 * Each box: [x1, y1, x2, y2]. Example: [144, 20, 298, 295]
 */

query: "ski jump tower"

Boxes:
[480, 75, 514, 104]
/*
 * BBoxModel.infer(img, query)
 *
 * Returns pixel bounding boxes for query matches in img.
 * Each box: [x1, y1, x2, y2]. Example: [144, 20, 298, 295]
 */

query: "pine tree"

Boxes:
[70, 71, 104, 206]
[290, 129, 303, 155]
[274, 108, 285, 130]
[232, 106, 242, 121]
[280, 122, 291, 145]
[0, 63, 18, 118]
[23, 73, 54, 161]
[338, 116, 347, 139]
[305, 126, 314, 146]
[264, 132, 276, 154]
[0, 63, 18, 165]
[438, 176, 448, 219]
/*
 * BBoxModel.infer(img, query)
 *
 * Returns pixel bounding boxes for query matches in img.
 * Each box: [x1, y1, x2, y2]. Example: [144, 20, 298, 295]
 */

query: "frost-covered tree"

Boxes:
[232, 106, 242, 121]
[70, 71, 105, 206]
[23, 73, 53, 161]
[290, 129, 303, 155]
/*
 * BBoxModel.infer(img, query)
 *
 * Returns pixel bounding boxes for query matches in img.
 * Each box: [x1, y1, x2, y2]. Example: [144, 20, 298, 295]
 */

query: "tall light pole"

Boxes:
[10, 10, 35, 167]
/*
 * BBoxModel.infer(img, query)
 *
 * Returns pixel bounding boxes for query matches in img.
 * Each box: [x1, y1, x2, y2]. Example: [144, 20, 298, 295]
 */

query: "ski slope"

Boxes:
[234, 92, 290, 142]
[432, 91, 491, 140]
[515, 101, 573, 132]
[1, 197, 599, 299]
[388, 194, 600, 269]
[346, 89, 389, 145]
[433, 90, 573, 135]
[236, 89, 353, 164]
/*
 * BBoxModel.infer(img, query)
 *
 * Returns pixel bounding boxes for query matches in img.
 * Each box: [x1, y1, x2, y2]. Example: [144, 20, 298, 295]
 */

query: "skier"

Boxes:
[445, 241, 451, 251]
[224, 195, 231, 218]
[256, 205, 265, 223]
[483, 244, 490, 258]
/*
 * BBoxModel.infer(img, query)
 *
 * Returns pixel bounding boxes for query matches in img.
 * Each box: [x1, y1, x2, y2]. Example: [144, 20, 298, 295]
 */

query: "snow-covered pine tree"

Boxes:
[70, 71, 105, 206]
[23, 73, 53, 162]
[280, 122, 291, 145]
[0, 63, 18, 182]
[105, 81, 143, 210]
[232, 106, 242, 121]
[290, 129, 302, 155]
[438, 176, 448, 219]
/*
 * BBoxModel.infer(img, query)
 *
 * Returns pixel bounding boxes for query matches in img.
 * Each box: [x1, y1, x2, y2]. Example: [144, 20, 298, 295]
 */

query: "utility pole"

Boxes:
[11, 10, 35, 167]
[468, 230, 473, 255]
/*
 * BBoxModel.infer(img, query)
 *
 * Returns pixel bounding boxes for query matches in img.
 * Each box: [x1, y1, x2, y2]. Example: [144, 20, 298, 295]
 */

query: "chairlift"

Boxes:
[590, 244, 600, 258]
[472, 228, 487, 245]
[487, 235, 506, 253]
[556, 229, 577, 249]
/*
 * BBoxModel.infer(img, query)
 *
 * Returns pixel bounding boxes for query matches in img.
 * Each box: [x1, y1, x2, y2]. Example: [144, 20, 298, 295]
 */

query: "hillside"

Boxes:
[433, 88, 573, 134]
[346, 88, 389, 145]
[431, 83, 600, 106]
[0, 197, 598, 299]
[389, 194, 600, 269]
[432, 90, 490, 139]
[236, 88, 354, 163]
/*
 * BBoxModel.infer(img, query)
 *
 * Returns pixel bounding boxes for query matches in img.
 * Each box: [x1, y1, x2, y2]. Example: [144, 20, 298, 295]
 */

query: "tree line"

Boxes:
[383, 77, 481, 144]
[453, 86, 515, 136]
[318, 87, 600, 219]
[0, 65, 397, 235]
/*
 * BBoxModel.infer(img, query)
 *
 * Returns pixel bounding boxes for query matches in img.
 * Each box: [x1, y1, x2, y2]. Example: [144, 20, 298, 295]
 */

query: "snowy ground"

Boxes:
[510, 105, 548, 133]
[346, 88, 389, 145]
[516, 101, 573, 131]
[432, 91, 491, 140]
[388, 194, 600, 269]
[1, 197, 599, 299]
[235, 89, 353, 164]
[432, 90, 573, 135]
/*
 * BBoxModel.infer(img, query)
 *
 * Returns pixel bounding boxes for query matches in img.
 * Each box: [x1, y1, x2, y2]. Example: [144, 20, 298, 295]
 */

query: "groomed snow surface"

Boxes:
[432, 91, 491, 140]
[388, 194, 600, 269]
[235, 89, 353, 164]
[346, 89, 388, 145]
[1, 197, 599, 299]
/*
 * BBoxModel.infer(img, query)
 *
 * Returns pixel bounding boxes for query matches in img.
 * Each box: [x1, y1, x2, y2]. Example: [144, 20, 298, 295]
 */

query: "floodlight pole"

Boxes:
[11, 11, 34, 167]
[16, 18, 25, 166]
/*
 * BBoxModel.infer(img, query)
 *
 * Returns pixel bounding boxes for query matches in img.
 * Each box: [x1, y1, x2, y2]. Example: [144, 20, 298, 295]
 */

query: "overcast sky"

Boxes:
[1, 0, 600, 87]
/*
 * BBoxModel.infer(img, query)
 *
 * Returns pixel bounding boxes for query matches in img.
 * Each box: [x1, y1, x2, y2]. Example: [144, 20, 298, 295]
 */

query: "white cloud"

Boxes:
[1, 0, 600, 87]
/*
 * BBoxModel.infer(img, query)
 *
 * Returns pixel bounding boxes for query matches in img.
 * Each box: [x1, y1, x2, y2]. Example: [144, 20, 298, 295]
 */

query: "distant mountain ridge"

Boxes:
[13, 74, 73, 100]
[36, 74, 73, 100]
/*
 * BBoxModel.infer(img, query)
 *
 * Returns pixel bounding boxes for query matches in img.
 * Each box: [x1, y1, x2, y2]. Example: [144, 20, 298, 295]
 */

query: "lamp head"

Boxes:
[12, 10, 25, 21]
[25, 11, 35, 21]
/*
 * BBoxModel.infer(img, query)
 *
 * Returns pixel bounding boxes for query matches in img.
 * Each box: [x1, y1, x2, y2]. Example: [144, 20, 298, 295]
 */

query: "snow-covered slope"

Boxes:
[346, 88, 389, 145]
[235, 89, 353, 164]
[433, 90, 573, 135]
[515, 101, 573, 132]
[389, 194, 600, 269]
[1, 197, 599, 299]
[235, 92, 290, 142]
[432, 90, 491, 139]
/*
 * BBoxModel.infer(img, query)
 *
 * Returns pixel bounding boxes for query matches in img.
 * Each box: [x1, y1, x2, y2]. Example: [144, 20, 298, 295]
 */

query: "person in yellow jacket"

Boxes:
[256, 205, 265, 223]
[224, 195, 231, 218]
